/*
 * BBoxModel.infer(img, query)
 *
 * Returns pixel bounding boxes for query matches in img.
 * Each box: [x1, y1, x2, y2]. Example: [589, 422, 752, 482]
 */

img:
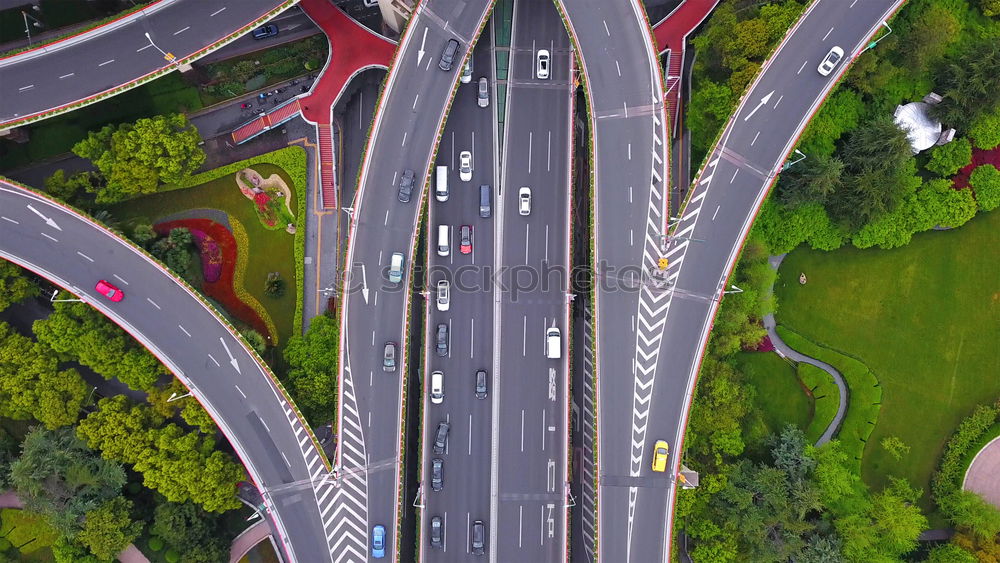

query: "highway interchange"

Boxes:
[0, 0, 906, 561]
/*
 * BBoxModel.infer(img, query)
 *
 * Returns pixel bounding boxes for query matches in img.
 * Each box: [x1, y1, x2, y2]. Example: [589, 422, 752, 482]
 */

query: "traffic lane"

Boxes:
[426, 0, 493, 38]
[197, 8, 320, 65]
[0, 188, 330, 555]
[0, 0, 287, 122]
[724, 0, 897, 154]
[593, 122, 654, 262]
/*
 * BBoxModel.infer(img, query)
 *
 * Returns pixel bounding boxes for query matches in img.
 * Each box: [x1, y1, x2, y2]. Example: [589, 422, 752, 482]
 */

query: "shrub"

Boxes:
[969, 106, 1000, 150]
[148, 537, 165, 551]
[165, 548, 181, 563]
[926, 138, 973, 177]
[930, 402, 1000, 503]
[969, 164, 1000, 211]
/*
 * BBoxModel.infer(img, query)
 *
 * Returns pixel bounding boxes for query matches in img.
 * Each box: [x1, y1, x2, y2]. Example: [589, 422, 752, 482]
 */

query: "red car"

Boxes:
[95, 280, 124, 302]
[459, 225, 472, 254]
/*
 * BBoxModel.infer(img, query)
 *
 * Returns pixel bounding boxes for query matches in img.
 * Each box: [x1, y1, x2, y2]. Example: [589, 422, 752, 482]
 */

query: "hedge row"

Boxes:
[798, 362, 839, 444]
[164, 145, 308, 334]
[776, 325, 880, 469]
[931, 402, 1000, 502]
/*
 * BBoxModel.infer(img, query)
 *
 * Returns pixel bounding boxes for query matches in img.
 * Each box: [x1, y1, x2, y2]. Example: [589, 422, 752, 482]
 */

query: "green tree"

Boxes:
[77, 497, 142, 560]
[926, 138, 972, 177]
[150, 502, 229, 563]
[282, 315, 340, 425]
[9, 426, 126, 537]
[131, 224, 158, 248]
[798, 90, 866, 158]
[0, 322, 88, 429]
[777, 154, 844, 208]
[798, 535, 845, 563]
[969, 164, 1000, 211]
[72, 114, 205, 203]
[42, 169, 101, 205]
[900, 2, 961, 73]
[51, 537, 101, 563]
[879, 436, 911, 461]
[687, 79, 734, 158]
[969, 106, 1000, 149]
[151, 228, 194, 279]
[930, 40, 1000, 131]
[837, 478, 928, 562]
[724, 18, 769, 63]
[808, 440, 867, 517]
[927, 543, 977, 563]
[941, 490, 1000, 541]
[0, 260, 37, 312]
[0, 427, 17, 490]
[977, 0, 1000, 16]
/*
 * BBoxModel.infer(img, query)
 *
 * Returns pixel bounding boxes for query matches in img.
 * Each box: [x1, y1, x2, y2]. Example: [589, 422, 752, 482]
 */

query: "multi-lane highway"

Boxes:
[334, 0, 493, 559]
[491, 0, 572, 560]
[0, 180, 337, 562]
[556, 0, 670, 561]
[657, 1, 906, 559]
[0, 0, 290, 127]
[418, 37, 497, 562]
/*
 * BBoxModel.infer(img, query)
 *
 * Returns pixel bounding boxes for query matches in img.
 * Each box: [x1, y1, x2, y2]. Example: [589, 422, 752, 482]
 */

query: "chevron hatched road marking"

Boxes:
[328, 367, 369, 562]
[580, 305, 598, 562]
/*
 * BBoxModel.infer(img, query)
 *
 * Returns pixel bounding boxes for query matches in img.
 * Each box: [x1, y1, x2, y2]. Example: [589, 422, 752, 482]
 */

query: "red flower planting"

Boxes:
[153, 218, 269, 338]
[952, 145, 1000, 190]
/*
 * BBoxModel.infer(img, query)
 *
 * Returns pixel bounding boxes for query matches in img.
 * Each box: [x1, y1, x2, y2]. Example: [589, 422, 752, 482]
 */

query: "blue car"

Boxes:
[371, 525, 386, 558]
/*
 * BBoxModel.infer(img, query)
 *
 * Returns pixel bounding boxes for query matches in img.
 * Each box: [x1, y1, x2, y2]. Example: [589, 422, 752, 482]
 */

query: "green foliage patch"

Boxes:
[799, 362, 840, 444]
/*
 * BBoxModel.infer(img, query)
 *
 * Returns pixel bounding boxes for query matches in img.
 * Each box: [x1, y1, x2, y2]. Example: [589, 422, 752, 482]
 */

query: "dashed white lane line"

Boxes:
[208, 354, 220, 367]
[603, 19, 610, 36]
[146, 297, 161, 310]
[730, 169, 740, 183]
[774, 95, 784, 109]
[113, 274, 129, 285]
[137, 44, 152, 52]
[823, 26, 835, 41]
[402, 132, 407, 146]
[59, 73, 74, 79]
[412, 94, 419, 110]
[41, 232, 58, 242]
[1, 216, 19, 224]
[281, 452, 291, 467]
[520, 409, 525, 451]
[76, 251, 94, 262]
[235, 384, 246, 398]
[797, 60, 808, 74]
[173, 26, 190, 35]
[712, 205, 721, 221]
[98, 59, 115, 67]
[260, 419, 270, 432]
[615, 60, 621, 77]
[178, 325, 191, 337]
[751, 131, 760, 146]
[18, 85, 34, 91]
[210, 7, 226, 16]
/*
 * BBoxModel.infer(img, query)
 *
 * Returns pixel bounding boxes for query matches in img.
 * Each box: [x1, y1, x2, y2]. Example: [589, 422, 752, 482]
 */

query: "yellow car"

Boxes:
[651, 440, 670, 472]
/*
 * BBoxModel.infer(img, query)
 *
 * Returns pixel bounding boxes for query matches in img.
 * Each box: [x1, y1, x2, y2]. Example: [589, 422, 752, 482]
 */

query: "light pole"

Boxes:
[143, 31, 177, 64]
[781, 149, 806, 171]
[167, 391, 192, 402]
[50, 289, 83, 303]
[862, 21, 892, 53]
[22, 9, 43, 46]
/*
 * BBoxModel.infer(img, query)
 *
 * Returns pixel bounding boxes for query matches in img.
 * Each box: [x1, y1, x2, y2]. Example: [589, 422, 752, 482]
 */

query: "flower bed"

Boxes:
[952, 145, 1000, 190]
[153, 218, 271, 339]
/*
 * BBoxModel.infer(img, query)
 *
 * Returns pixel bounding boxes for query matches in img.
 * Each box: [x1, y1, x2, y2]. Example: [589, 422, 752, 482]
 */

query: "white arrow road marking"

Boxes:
[743, 90, 775, 121]
[417, 27, 428, 66]
[219, 337, 241, 373]
[26, 204, 62, 231]
[361, 264, 369, 304]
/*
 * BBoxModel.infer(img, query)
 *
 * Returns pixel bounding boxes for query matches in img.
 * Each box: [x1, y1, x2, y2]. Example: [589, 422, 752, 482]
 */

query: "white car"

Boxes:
[461, 60, 472, 84]
[436, 280, 450, 312]
[518, 186, 531, 216]
[817, 46, 844, 76]
[459, 151, 472, 182]
[536, 49, 550, 80]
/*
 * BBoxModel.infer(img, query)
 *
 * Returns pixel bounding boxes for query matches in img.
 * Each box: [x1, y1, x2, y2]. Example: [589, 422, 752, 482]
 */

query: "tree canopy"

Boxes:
[282, 314, 340, 425]
[0, 260, 37, 312]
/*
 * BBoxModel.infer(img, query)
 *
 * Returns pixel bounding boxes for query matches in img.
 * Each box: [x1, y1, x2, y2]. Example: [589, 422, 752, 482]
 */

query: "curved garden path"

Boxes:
[963, 436, 1000, 509]
[765, 254, 848, 446]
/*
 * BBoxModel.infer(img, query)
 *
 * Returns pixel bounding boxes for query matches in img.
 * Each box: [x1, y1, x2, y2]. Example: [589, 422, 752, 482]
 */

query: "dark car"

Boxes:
[383, 342, 397, 373]
[430, 516, 443, 548]
[431, 458, 444, 491]
[251, 24, 279, 40]
[436, 323, 448, 357]
[471, 520, 485, 555]
[475, 370, 487, 400]
[397, 168, 415, 203]
[439, 39, 460, 71]
[433, 421, 450, 455]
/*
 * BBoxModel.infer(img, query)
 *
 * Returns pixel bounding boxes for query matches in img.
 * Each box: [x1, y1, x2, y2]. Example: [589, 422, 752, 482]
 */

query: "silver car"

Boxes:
[477, 77, 489, 108]
[459, 151, 472, 182]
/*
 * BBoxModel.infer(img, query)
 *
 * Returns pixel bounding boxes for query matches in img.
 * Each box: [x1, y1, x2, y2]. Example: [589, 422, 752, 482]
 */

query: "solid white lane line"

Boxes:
[520, 410, 525, 451]
[18, 84, 34, 91]
[468, 414, 473, 455]
[113, 273, 129, 285]
[401, 131, 407, 146]
[235, 385, 246, 398]
[751, 131, 760, 146]
[522, 315, 527, 356]
[208, 354, 220, 367]
[797, 60, 808, 74]
[541, 409, 546, 450]
[178, 325, 191, 337]
[524, 224, 530, 263]
[823, 26, 834, 41]
[146, 297, 161, 310]
[470, 318, 475, 358]
[359, 91, 364, 129]
[528, 131, 533, 173]
[281, 452, 291, 467]
[412, 94, 419, 110]
[59, 72, 74, 79]
[384, 210, 389, 225]
[76, 251, 94, 262]
[603, 20, 610, 36]
[173, 26, 189, 35]
[518, 505, 524, 547]
[210, 7, 226, 16]
[544, 225, 549, 263]
[547, 131, 551, 172]
[540, 506, 544, 545]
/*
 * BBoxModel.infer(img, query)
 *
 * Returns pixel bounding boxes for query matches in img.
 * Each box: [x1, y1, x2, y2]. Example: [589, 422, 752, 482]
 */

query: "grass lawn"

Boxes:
[110, 162, 298, 345]
[774, 209, 1000, 518]
[737, 352, 811, 447]
[0, 73, 202, 171]
[0, 508, 57, 561]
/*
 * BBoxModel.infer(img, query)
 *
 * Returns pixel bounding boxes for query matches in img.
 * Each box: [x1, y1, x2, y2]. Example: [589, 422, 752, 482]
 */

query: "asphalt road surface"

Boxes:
[655, 2, 905, 561]
[334, 0, 494, 559]
[556, 0, 670, 561]
[0, 180, 337, 562]
[490, 0, 572, 560]
[0, 0, 288, 126]
[418, 38, 496, 563]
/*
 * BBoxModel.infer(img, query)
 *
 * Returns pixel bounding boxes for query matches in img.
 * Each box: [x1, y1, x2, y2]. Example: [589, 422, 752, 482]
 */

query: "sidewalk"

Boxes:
[228, 519, 273, 563]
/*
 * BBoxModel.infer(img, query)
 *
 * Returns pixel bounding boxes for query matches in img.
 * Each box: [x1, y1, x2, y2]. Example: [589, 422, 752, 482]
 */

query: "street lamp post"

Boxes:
[50, 289, 83, 303]
[143, 31, 177, 64]
[22, 10, 43, 46]
[781, 149, 806, 172]
[862, 21, 892, 53]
